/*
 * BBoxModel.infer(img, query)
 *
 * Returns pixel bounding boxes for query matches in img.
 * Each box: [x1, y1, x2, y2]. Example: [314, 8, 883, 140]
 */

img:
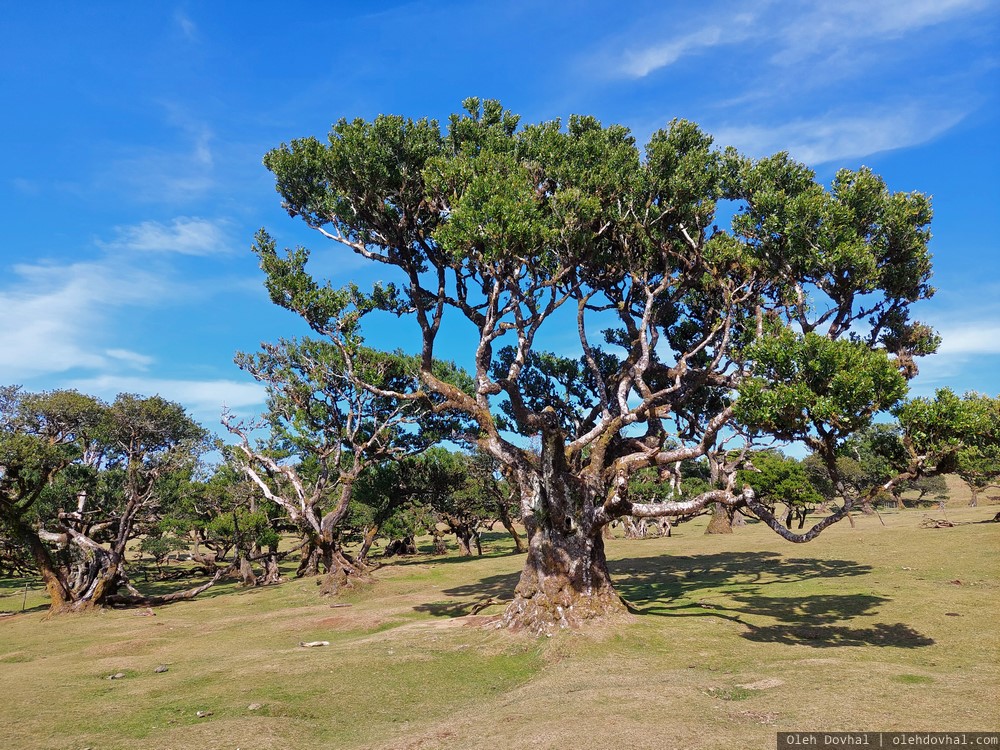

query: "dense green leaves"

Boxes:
[739, 452, 823, 510]
[737, 330, 907, 443]
[256, 99, 947, 552]
[895, 389, 1000, 476]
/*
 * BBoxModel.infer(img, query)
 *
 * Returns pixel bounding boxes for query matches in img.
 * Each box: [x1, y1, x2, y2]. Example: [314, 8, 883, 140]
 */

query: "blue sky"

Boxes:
[1, 1, 998, 434]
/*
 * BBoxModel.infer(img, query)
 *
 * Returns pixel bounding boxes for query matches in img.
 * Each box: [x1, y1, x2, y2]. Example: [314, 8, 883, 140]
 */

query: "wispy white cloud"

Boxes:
[104, 217, 232, 256]
[603, 0, 989, 79]
[10, 177, 40, 196]
[936, 321, 1000, 356]
[908, 300, 1000, 395]
[771, 0, 991, 66]
[105, 349, 155, 370]
[71, 375, 266, 419]
[599, 11, 759, 79]
[711, 104, 966, 164]
[618, 26, 730, 78]
[102, 109, 215, 204]
[174, 10, 198, 41]
[0, 259, 171, 381]
[0, 211, 239, 385]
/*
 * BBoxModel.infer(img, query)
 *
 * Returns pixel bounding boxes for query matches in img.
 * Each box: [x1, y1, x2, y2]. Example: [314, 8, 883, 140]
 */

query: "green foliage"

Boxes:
[138, 533, 186, 565]
[895, 389, 1000, 478]
[739, 452, 823, 510]
[349, 446, 520, 555]
[736, 331, 907, 443]
[236, 337, 469, 459]
[0, 385, 210, 607]
[255, 98, 946, 553]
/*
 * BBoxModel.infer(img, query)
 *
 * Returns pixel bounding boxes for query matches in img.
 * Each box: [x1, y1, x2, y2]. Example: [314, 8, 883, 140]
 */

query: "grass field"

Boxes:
[1, 502, 997, 750]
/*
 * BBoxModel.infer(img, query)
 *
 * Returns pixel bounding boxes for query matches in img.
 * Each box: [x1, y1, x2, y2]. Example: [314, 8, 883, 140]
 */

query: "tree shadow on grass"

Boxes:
[611, 551, 934, 648]
[740, 621, 933, 647]
[413, 550, 934, 648]
[413, 570, 522, 618]
[610, 551, 872, 604]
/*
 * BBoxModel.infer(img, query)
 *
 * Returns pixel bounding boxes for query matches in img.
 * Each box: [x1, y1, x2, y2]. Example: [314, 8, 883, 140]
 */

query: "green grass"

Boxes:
[706, 686, 757, 701]
[893, 673, 935, 684]
[1, 504, 997, 750]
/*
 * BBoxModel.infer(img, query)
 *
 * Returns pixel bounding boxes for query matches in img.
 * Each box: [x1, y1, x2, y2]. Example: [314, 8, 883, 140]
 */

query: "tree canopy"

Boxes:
[225, 336, 472, 584]
[254, 98, 942, 632]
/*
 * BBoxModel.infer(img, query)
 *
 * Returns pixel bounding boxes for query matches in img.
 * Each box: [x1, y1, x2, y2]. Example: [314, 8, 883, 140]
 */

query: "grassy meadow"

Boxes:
[1, 499, 997, 750]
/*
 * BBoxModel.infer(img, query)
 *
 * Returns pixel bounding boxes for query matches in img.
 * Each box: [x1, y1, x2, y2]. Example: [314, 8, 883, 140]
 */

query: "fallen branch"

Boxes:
[105, 565, 230, 607]
[920, 516, 955, 528]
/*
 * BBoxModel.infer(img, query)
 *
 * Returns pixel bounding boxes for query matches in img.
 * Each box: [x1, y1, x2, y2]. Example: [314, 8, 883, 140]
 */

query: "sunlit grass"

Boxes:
[1, 503, 997, 749]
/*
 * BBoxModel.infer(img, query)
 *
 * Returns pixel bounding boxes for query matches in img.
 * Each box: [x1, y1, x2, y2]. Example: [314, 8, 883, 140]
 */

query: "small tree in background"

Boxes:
[225, 337, 469, 590]
[0, 387, 214, 613]
[739, 451, 823, 530]
[894, 390, 1000, 507]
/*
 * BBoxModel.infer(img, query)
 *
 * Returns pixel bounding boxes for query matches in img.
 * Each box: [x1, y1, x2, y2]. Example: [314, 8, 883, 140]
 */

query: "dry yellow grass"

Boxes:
[1, 504, 997, 749]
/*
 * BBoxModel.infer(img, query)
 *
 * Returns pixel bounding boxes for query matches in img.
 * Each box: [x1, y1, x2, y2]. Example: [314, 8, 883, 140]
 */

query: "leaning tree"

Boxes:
[252, 98, 943, 632]
[0, 387, 214, 612]
[225, 337, 468, 586]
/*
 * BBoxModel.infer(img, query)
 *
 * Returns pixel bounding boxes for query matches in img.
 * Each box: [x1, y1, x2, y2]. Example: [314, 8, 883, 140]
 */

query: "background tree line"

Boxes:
[3, 380, 995, 615]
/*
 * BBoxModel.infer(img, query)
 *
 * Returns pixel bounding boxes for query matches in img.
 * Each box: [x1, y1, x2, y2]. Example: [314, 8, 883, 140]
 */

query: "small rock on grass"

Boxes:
[107, 672, 127, 680]
[154, 664, 169, 673]
[248, 703, 264, 711]
[299, 640, 330, 648]
[196, 711, 213, 718]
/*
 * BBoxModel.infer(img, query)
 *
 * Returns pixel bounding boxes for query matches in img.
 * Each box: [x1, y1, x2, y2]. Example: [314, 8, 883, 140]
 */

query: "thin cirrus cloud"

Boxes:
[608, 0, 989, 79]
[101, 120, 216, 205]
[0, 215, 231, 384]
[617, 26, 732, 78]
[104, 216, 233, 256]
[770, 0, 992, 66]
[174, 9, 198, 41]
[710, 105, 967, 165]
[71, 375, 266, 419]
[935, 322, 1000, 356]
[909, 302, 1000, 393]
[0, 258, 169, 381]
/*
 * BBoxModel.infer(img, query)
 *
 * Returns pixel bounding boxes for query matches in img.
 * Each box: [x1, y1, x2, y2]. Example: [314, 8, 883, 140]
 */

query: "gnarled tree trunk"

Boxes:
[968, 486, 979, 507]
[705, 502, 734, 534]
[17, 520, 72, 610]
[357, 524, 381, 563]
[501, 518, 622, 634]
[296, 529, 369, 595]
[317, 548, 369, 596]
[259, 548, 282, 585]
[500, 420, 625, 634]
[496, 503, 527, 553]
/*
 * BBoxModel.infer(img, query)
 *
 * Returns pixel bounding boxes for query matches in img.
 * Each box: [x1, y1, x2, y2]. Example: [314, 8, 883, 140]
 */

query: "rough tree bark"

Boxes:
[705, 502, 734, 534]
[357, 524, 381, 563]
[500, 418, 626, 634]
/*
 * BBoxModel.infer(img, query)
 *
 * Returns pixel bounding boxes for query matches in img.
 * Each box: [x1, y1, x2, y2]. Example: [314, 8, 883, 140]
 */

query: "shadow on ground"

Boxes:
[413, 550, 934, 648]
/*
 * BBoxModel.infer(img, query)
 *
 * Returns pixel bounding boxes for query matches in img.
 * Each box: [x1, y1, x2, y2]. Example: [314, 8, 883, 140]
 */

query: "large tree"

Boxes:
[253, 99, 940, 632]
